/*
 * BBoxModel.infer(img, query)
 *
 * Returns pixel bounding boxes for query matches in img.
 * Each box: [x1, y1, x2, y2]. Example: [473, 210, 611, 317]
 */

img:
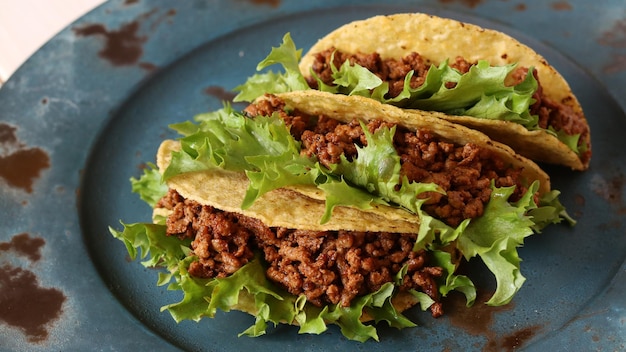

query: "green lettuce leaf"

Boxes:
[243, 155, 319, 209]
[430, 249, 476, 306]
[548, 126, 583, 155]
[130, 163, 169, 208]
[529, 189, 576, 231]
[331, 122, 443, 214]
[108, 222, 191, 287]
[456, 182, 540, 306]
[323, 55, 384, 97]
[401, 61, 537, 124]
[295, 286, 418, 341]
[164, 108, 302, 179]
[233, 33, 309, 102]
[316, 59, 539, 130]
[318, 122, 442, 222]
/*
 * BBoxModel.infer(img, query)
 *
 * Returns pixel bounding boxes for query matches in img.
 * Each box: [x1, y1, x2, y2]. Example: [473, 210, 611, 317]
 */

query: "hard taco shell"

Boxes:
[298, 13, 590, 170]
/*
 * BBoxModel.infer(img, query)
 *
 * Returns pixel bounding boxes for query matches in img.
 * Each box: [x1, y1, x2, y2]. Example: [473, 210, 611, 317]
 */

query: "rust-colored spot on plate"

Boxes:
[551, 1, 573, 10]
[446, 290, 513, 336]
[438, 0, 483, 8]
[598, 19, 626, 73]
[603, 54, 626, 73]
[1, 233, 65, 343]
[515, 3, 527, 11]
[0, 123, 50, 193]
[445, 290, 543, 351]
[73, 22, 146, 66]
[247, 0, 281, 7]
[489, 324, 543, 351]
[598, 19, 626, 48]
[73, 8, 176, 67]
[0, 233, 45, 262]
[204, 86, 237, 103]
[138, 61, 158, 72]
[590, 169, 626, 212]
[0, 265, 66, 343]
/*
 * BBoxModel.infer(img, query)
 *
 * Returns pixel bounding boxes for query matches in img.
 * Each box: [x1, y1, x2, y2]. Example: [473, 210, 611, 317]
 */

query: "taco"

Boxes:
[235, 14, 591, 171]
[111, 90, 571, 341]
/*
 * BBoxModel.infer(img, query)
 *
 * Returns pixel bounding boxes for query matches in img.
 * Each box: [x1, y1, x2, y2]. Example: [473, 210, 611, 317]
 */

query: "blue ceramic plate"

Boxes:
[1, 1, 624, 351]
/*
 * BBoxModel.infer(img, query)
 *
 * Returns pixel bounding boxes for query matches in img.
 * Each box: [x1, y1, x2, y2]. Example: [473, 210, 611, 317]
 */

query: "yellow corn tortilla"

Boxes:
[298, 13, 591, 171]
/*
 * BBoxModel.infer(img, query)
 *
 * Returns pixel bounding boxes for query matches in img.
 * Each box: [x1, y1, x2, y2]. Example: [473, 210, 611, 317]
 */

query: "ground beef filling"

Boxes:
[156, 189, 445, 317]
[307, 48, 591, 164]
[244, 95, 528, 228]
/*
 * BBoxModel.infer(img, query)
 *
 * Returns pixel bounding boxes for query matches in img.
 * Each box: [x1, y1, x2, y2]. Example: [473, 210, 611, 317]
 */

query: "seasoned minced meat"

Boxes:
[156, 190, 255, 278]
[245, 95, 528, 227]
[156, 189, 445, 317]
[307, 48, 591, 164]
[257, 228, 440, 308]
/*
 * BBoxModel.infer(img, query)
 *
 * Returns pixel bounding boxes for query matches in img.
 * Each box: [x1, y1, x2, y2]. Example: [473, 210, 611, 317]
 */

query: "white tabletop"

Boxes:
[0, 0, 105, 85]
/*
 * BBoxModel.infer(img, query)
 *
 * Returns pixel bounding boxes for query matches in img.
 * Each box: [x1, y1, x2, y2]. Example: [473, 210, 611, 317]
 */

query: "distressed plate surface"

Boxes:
[0, 0, 624, 351]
